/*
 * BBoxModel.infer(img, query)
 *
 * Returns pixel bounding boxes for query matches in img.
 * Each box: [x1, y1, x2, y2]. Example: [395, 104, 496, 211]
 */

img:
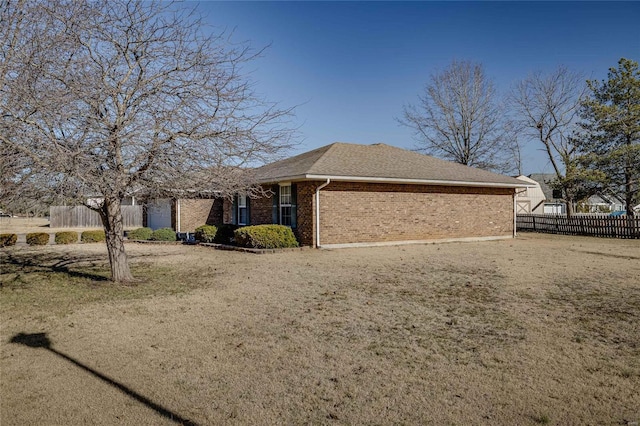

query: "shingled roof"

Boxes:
[254, 143, 528, 188]
[528, 173, 559, 200]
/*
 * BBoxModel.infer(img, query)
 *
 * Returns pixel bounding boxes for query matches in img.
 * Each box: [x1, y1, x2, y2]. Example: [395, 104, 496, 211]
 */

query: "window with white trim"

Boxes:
[279, 184, 292, 226]
[237, 194, 248, 225]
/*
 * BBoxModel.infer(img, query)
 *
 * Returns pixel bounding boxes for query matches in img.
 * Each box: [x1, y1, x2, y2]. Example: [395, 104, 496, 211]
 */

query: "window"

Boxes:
[279, 184, 292, 226]
[237, 194, 248, 225]
[272, 183, 296, 228]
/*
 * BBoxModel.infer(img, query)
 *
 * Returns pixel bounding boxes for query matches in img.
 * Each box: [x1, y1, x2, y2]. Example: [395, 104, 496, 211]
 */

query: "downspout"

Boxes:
[315, 179, 331, 248]
[513, 190, 517, 238]
[176, 199, 181, 233]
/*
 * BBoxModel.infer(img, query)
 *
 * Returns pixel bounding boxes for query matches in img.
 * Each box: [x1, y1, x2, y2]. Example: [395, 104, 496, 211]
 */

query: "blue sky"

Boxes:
[198, 1, 640, 175]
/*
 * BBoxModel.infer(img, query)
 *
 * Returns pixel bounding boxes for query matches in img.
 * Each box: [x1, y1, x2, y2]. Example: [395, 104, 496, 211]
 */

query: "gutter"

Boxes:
[513, 191, 517, 238]
[258, 174, 531, 189]
[176, 199, 181, 233]
[315, 178, 331, 248]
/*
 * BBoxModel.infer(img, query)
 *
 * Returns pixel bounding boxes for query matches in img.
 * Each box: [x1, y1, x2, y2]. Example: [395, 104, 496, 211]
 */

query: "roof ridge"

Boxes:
[307, 142, 344, 173]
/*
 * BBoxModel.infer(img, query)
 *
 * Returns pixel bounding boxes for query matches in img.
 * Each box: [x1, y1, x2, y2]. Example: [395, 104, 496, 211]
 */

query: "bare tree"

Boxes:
[510, 66, 596, 216]
[1, 0, 296, 282]
[399, 60, 515, 173]
[508, 134, 524, 177]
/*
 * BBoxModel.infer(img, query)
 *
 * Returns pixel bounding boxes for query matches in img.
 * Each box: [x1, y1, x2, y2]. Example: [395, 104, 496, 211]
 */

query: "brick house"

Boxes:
[223, 142, 529, 248]
[144, 197, 223, 233]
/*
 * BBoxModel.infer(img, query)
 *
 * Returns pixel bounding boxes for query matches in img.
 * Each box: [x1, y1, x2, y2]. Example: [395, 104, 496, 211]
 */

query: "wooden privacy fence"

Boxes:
[50, 206, 143, 228]
[517, 214, 640, 239]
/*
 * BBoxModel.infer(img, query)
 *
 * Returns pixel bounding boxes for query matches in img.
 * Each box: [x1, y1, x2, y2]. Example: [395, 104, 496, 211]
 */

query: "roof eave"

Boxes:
[256, 174, 530, 189]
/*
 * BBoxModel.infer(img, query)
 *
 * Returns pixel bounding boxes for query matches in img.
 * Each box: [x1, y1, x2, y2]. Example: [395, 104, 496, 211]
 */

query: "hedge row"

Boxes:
[0, 233, 17, 247]
[81, 230, 105, 243]
[127, 227, 153, 240]
[55, 231, 78, 244]
[194, 225, 217, 243]
[192, 223, 299, 248]
[234, 225, 298, 249]
[213, 224, 239, 244]
[149, 228, 177, 241]
[3, 225, 299, 249]
[26, 233, 49, 245]
[127, 227, 176, 241]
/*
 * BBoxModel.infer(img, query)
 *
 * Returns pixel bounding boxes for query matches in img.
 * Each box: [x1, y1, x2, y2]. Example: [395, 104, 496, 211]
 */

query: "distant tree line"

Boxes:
[400, 58, 639, 217]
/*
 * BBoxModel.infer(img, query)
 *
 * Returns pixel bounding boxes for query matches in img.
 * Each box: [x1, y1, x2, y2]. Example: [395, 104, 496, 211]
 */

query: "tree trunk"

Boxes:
[625, 188, 634, 217]
[625, 163, 635, 217]
[566, 199, 575, 218]
[99, 197, 135, 282]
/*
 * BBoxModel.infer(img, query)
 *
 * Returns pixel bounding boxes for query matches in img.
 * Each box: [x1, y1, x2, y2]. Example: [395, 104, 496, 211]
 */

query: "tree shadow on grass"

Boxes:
[1, 251, 111, 281]
[10, 332, 199, 426]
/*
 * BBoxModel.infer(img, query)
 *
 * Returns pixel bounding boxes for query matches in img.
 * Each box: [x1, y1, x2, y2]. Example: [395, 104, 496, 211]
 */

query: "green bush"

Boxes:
[0, 233, 18, 247]
[213, 224, 240, 244]
[149, 228, 177, 241]
[194, 225, 217, 243]
[81, 230, 106, 243]
[55, 231, 78, 244]
[234, 225, 298, 249]
[26, 232, 50, 246]
[127, 227, 153, 241]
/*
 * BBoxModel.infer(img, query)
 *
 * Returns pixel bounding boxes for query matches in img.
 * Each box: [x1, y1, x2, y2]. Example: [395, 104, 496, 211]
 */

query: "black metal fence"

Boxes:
[516, 214, 640, 239]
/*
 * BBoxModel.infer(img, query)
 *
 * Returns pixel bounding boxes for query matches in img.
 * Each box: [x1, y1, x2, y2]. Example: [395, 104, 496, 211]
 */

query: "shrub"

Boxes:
[55, 231, 78, 245]
[213, 224, 240, 244]
[149, 228, 177, 241]
[127, 227, 153, 241]
[194, 225, 217, 243]
[234, 225, 298, 249]
[81, 230, 106, 243]
[26, 232, 50, 246]
[0, 233, 18, 247]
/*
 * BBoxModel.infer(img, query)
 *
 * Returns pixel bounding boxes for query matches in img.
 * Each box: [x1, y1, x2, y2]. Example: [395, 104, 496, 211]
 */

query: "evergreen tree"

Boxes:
[580, 58, 640, 216]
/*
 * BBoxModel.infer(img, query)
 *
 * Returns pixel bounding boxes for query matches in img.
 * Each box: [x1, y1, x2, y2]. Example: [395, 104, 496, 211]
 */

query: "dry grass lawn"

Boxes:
[1, 232, 639, 425]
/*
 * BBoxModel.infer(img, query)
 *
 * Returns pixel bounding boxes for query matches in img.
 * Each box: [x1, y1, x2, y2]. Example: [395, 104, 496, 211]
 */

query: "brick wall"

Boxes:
[222, 191, 274, 226]
[177, 199, 223, 233]
[222, 184, 316, 246]
[249, 193, 273, 225]
[318, 182, 514, 245]
[295, 182, 317, 246]
[222, 198, 233, 224]
[221, 180, 514, 247]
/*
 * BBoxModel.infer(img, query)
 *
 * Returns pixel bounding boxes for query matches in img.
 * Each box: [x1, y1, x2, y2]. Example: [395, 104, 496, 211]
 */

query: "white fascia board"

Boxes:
[255, 175, 309, 185]
[257, 174, 531, 188]
[304, 174, 531, 189]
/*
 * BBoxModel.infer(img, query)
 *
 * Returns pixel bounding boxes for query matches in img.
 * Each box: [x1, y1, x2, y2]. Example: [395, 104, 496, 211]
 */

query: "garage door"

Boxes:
[147, 199, 172, 230]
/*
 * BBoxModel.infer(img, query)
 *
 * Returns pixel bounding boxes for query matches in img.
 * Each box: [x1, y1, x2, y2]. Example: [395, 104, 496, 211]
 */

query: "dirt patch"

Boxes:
[1, 233, 639, 425]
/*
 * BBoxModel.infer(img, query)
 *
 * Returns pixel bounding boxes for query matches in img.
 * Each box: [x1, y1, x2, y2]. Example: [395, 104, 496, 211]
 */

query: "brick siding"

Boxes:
[222, 191, 274, 226]
[249, 193, 274, 225]
[177, 199, 223, 233]
[222, 198, 233, 224]
[223, 181, 515, 247]
[318, 182, 514, 245]
[295, 182, 317, 246]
